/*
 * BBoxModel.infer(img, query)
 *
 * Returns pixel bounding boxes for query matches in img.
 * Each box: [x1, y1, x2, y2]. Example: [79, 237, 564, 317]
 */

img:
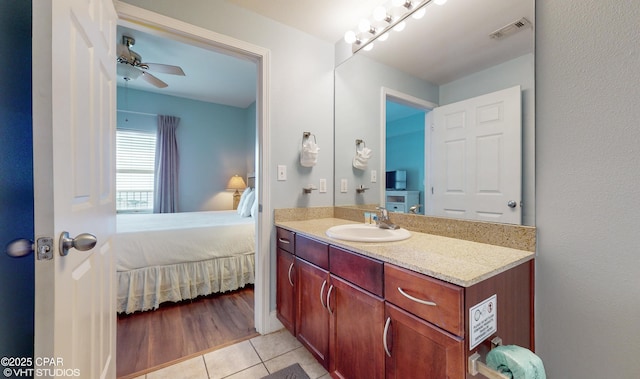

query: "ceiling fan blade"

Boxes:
[142, 62, 186, 76]
[140, 72, 168, 88]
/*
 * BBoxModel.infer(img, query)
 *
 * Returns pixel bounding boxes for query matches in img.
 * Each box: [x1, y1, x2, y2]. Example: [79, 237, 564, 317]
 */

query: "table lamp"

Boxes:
[227, 175, 247, 210]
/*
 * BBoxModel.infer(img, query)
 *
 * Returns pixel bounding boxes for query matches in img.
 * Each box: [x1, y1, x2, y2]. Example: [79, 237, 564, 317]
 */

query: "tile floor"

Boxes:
[132, 329, 330, 379]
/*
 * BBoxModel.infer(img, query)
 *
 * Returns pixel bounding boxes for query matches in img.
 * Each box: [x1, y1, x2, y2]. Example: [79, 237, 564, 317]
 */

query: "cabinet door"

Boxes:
[296, 258, 330, 369]
[276, 248, 296, 335]
[384, 303, 464, 379]
[329, 276, 385, 379]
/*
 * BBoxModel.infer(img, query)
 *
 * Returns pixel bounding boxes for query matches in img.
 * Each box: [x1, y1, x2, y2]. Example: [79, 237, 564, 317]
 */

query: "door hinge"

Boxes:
[36, 237, 54, 260]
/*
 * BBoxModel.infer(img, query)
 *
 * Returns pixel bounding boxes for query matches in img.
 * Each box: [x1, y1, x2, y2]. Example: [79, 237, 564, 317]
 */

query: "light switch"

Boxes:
[371, 170, 377, 183]
[319, 179, 327, 193]
[277, 165, 287, 181]
[340, 179, 348, 193]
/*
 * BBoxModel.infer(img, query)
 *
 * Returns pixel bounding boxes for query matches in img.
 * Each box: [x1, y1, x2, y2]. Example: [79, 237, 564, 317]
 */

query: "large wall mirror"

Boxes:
[334, 0, 535, 226]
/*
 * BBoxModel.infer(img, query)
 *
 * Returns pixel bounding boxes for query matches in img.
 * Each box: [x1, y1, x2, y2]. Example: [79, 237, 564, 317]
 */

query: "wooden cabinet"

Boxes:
[296, 257, 330, 368]
[275, 227, 533, 379]
[276, 248, 296, 334]
[294, 234, 330, 369]
[276, 228, 296, 335]
[328, 246, 385, 379]
[329, 275, 385, 379]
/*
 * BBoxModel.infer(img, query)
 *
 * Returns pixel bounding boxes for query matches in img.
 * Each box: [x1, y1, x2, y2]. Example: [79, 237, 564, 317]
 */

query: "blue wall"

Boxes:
[0, 0, 34, 360]
[117, 88, 255, 212]
[386, 110, 426, 210]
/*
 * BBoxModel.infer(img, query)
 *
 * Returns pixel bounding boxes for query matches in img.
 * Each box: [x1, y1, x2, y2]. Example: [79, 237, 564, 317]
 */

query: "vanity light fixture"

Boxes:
[344, 0, 447, 53]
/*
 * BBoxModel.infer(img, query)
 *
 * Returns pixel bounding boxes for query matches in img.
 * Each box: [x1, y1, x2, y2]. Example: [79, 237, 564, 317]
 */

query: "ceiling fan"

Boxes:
[116, 35, 185, 88]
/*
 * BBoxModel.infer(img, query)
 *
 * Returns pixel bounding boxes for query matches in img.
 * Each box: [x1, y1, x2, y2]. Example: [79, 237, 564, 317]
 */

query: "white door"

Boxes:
[33, 1, 117, 378]
[431, 86, 522, 224]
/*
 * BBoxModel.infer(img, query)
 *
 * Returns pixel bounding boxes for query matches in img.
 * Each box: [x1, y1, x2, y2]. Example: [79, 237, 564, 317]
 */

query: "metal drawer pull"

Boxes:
[397, 287, 437, 307]
[278, 238, 290, 244]
[383, 317, 392, 357]
[326, 284, 334, 315]
[287, 263, 294, 287]
[320, 280, 327, 308]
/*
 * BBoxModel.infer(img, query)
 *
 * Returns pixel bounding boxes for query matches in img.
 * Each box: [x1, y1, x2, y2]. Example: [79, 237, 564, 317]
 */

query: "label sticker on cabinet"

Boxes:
[469, 294, 497, 350]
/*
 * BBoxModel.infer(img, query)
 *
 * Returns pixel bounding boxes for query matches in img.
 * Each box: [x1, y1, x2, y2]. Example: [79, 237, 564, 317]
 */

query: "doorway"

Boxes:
[114, 4, 272, 376]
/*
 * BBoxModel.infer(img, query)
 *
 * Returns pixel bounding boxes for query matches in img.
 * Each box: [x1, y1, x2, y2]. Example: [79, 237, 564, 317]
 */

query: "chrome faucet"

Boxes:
[376, 207, 399, 230]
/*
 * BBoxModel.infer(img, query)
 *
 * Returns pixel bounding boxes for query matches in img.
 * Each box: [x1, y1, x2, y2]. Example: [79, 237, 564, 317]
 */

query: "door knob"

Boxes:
[507, 200, 517, 208]
[4, 238, 34, 258]
[59, 232, 97, 256]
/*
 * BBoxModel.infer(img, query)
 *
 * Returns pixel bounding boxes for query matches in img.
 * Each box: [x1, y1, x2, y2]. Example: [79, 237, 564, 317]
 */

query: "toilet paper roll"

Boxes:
[486, 345, 546, 379]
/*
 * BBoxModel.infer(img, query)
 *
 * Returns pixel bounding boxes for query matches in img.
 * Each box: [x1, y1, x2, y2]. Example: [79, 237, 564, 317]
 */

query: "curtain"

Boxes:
[154, 115, 180, 213]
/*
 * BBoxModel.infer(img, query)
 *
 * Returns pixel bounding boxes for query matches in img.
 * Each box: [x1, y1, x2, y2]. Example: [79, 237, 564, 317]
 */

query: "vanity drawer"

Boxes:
[295, 234, 329, 270]
[386, 202, 406, 213]
[276, 227, 295, 254]
[384, 263, 464, 336]
[329, 246, 384, 297]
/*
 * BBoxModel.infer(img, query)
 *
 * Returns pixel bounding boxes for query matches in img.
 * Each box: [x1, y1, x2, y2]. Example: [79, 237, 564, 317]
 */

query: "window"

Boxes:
[116, 129, 156, 212]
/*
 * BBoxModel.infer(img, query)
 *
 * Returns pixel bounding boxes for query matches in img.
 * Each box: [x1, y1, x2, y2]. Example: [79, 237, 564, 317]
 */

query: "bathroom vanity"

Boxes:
[275, 218, 534, 379]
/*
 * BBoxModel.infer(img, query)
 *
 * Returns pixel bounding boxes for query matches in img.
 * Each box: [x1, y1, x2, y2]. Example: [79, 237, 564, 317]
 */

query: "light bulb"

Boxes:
[434, 0, 447, 5]
[393, 21, 406, 32]
[358, 19, 371, 32]
[373, 6, 388, 21]
[412, 7, 426, 19]
[363, 43, 374, 51]
[344, 30, 357, 44]
[391, 0, 405, 6]
[378, 32, 389, 41]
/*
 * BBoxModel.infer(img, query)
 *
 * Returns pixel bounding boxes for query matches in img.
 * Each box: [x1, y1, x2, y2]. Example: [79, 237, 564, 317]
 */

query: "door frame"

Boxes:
[380, 87, 437, 209]
[115, 2, 274, 333]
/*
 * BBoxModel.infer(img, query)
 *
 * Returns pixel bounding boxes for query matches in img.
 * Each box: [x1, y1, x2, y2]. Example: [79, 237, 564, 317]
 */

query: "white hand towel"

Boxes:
[353, 147, 372, 170]
[300, 139, 319, 167]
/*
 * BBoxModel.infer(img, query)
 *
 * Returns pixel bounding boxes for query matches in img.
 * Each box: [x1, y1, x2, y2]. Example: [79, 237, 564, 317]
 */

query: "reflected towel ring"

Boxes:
[303, 132, 317, 147]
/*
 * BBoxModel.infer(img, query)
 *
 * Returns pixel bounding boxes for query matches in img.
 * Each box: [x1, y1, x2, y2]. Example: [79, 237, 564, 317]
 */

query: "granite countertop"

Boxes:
[275, 218, 535, 288]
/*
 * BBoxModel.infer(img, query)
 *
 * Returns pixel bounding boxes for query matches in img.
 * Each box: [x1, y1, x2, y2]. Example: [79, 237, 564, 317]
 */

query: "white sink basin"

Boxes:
[326, 224, 411, 242]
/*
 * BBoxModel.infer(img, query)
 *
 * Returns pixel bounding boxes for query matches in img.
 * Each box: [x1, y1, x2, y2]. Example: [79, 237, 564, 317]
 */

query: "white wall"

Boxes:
[536, 1, 640, 377]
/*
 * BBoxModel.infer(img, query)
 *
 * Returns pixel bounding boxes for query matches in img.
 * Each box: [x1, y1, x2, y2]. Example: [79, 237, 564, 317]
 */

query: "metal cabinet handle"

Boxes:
[278, 238, 290, 244]
[326, 284, 334, 315]
[383, 316, 392, 357]
[287, 262, 295, 287]
[397, 287, 437, 307]
[59, 232, 97, 256]
[320, 280, 327, 308]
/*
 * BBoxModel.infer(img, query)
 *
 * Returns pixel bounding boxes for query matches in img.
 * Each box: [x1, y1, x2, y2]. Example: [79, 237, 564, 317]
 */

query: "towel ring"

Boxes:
[302, 132, 316, 147]
[355, 139, 365, 152]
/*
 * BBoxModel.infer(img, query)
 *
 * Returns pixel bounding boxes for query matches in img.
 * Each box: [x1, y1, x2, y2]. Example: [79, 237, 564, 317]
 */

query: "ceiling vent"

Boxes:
[489, 17, 532, 40]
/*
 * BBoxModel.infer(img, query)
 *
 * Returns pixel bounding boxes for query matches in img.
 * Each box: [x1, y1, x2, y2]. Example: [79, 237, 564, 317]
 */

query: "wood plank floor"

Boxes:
[116, 285, 258, 379]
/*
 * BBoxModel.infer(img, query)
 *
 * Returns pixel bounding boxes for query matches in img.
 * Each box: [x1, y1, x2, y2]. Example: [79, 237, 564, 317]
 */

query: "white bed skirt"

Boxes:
[117, 252, 255, 314]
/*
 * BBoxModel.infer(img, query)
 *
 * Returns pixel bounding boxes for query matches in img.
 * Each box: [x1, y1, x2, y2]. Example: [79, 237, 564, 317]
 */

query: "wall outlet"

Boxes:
[319, 178, 327, 193]
[371, 170, 377, 183]
[340, 178, 348, 193]
[277, 165, 287, 181]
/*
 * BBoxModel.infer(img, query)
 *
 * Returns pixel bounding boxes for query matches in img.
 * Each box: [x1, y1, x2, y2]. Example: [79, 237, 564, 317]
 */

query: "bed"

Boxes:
[115, 209, 255, 314]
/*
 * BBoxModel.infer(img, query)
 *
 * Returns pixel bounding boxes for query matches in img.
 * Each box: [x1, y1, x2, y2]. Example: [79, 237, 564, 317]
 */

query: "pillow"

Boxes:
[250, 193, 258, 218]
[236, 187, 252, 214]
[239, 189, 255, 217]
